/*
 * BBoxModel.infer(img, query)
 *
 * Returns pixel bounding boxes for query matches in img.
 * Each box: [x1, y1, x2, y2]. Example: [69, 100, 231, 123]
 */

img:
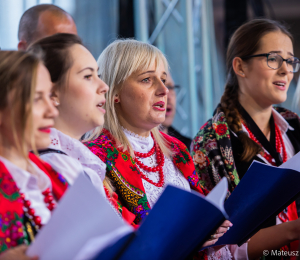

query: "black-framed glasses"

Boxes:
[166, 85, 180, 91]
[241, 53, 300, 73]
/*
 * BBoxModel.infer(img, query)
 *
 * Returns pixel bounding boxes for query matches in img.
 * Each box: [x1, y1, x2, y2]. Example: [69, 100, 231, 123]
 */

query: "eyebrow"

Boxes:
[77, 67, 95, 74]
[138, 70, 167, 76]
[269, 50, 294, 56]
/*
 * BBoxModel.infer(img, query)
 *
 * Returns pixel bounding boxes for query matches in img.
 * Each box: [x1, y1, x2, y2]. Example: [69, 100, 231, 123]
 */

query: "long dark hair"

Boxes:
[28, 33, 115, 194]
[220, 19, 293, 161]
[28, 33, 83, 92]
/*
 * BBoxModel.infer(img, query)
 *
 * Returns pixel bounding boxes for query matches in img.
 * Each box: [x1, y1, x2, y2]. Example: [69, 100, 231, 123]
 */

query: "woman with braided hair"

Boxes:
[192, 18, 300, 259]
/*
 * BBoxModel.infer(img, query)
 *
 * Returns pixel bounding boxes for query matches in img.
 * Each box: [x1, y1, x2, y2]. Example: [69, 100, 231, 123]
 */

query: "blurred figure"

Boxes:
[0, 50, 58, 259]
[161, 73, 192, 150]
[18, 4, 77, 50]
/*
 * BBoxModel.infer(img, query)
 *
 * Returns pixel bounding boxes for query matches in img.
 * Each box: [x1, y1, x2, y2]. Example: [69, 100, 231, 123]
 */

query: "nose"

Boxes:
[279, 60, 290, 75]
[97, 77, 109, 94]
[156, 79, 169, 97]
[46, 97, 59, 118]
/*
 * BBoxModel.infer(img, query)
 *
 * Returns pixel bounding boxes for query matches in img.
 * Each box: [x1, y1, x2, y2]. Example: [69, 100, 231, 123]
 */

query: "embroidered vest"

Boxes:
[85, 129, 206, 224]
[0, 153, 69, 252]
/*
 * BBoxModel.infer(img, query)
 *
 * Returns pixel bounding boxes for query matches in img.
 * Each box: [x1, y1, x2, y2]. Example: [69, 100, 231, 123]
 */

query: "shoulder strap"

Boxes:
[29, 153, 69, 200]
[38, 148, 68, 156]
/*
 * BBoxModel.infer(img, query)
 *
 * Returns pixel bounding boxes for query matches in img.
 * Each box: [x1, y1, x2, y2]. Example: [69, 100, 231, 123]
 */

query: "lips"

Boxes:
[39, 127, 52, 134]
[97, 100, 106, 113]
[153, 101, 165, 111]
[166, 105, 172, 116]
[273, 80, 286, 90]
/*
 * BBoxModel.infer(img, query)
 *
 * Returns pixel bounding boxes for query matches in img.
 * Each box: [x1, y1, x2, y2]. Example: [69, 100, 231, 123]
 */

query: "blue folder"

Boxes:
[217, 161, 300, 246]
[94, 160, 300, 259]
[95, 178, 228, 260]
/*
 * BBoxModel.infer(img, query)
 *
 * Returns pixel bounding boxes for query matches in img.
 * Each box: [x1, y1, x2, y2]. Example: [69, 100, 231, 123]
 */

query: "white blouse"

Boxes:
[40, 128, 106, 196]
[123, 128, 233, 260]
[0, 156, 52, 225]
[123, 128, 190, 208]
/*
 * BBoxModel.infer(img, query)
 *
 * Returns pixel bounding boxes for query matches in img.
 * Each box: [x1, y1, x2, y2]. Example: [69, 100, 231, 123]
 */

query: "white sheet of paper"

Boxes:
[205, 177, 228, 218]
[27, 173, 133, 260]
[279, 151, 300, 170]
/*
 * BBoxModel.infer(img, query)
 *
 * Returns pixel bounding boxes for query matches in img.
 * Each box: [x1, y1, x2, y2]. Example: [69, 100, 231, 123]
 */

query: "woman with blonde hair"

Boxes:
[85, 39, 232, 258]
[0, 50, 62, 259]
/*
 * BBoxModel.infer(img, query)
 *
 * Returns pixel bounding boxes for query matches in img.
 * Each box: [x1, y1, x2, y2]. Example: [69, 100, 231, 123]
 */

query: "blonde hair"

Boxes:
[85, 39, 172, 158]
[0, 51, 41, 158]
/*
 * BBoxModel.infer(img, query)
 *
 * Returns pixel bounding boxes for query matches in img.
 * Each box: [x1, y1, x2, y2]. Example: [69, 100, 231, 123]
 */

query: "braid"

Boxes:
[219, 19, 290, 161]
[220, 71, 262, 162]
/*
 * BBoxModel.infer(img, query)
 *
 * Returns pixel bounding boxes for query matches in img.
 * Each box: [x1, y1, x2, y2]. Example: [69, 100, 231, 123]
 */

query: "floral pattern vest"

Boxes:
[85, 129, 206, 224]
[0, 153, 68, 253]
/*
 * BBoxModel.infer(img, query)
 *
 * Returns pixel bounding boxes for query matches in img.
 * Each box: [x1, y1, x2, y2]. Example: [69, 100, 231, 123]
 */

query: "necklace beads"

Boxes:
[242, 122, 287, 165]
[134, 134, 165, 187]
[21, 188, 56, 228]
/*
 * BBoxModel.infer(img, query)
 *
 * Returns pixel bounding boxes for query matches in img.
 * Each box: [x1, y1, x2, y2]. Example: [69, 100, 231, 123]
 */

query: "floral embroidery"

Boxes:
[54, 171, 68, 186]
[86, 129, 206, 224]
[121, 153, 129, 162]
[0, 165, 24, 252]
[220, 146, 233, 166]
[0, 174, 20, 201]
[193, 150, 207, 170]
[0, 154, 69, 253]
[51, 138, 59, 146]
[192, 106, 299, 196]
[213, 122, 229, 140]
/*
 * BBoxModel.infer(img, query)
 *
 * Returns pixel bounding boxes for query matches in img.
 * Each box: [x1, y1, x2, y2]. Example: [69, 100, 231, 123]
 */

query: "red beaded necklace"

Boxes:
[242, 122, 288, 166]
[134, 133, 165, 187]
[21, 187, 56, 228]
[243, 122, 290, 223]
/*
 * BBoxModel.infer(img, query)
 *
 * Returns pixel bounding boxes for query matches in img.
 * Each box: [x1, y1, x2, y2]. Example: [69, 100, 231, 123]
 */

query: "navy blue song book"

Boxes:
[96, 155, 300, 260]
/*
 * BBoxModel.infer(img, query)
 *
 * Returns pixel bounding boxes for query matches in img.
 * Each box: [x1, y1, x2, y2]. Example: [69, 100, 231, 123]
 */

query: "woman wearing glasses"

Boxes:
[192, 19, 300, 259]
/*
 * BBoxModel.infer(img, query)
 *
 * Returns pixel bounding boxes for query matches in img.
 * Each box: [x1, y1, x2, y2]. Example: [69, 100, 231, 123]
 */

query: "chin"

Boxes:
[274, 96, 287, 105]
[35, 141, 51, 150]
[94, 120, 105, 128]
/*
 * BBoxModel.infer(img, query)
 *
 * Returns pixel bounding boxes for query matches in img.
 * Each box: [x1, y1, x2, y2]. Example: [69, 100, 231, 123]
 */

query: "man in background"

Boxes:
[162, 73, 192, 150]
[18, 4, 77, 50]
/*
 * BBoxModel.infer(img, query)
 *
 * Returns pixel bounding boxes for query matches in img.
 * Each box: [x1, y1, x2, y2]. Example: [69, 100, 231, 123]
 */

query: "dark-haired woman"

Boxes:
[28, 34, 136, 225]
[192, 18, 300, 259]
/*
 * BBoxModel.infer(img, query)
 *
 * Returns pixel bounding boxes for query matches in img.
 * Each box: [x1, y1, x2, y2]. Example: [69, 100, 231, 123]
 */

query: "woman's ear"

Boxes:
[114, 94, 120, 103]
[232, 57, 246, 78]
[51, 88, 60, 107]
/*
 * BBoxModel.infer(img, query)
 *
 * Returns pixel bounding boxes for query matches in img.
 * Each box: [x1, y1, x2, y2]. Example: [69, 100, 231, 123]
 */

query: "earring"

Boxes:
[240, 72, 244, 76]
[54, 101, 60, 106]
[114, 99, 118, 103]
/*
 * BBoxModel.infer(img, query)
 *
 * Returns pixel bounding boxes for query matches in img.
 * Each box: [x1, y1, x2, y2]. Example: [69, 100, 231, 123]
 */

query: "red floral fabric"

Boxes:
[0, 153, 69, 253]
[85, 129, 207, 224]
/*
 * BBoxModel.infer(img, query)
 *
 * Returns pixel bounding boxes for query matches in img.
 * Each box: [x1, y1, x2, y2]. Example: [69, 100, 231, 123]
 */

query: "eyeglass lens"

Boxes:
[167, 85, 180, 91]
[267, 53, 300, 72]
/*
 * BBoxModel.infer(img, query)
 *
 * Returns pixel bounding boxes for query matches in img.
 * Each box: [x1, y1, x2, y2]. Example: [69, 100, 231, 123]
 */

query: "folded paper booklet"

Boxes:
[96, 153, 300, 259]
[95, 178, 229, 260]
[26, 173, 134, 260]
[27, 173, 229, 260]
[27, 152, 300, 260]
[215, 151, 300, 246]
